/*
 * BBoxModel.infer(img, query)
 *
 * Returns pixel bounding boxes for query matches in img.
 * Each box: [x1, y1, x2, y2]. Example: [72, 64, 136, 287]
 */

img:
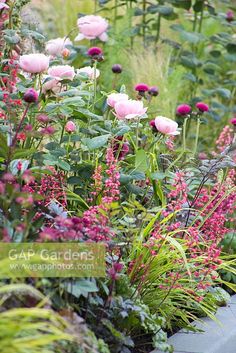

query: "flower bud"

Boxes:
[23, 88, 38, 103]
[148, 86, 159, 97]
[112, 64, 122, 74]
[65, 121, 76, 133]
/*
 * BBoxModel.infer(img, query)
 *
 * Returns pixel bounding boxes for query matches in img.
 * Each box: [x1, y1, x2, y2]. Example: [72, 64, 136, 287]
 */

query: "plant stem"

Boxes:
[135, 117, 140, 149]
[155, 13, 161, 44]
[142, 0, 146, 47]
[198, 3, 204, 33]
[193, 118, 201, 155]
[182, 117, 188, 151]
[93, 60, 97, 112]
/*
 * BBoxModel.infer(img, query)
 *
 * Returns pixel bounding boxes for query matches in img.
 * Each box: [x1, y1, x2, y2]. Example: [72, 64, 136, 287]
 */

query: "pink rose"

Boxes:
[0, 0, 9, 10]
[48, 65, 75, 80]
[75, 15, 108, 42]
[114, 100, 147, 120]
[107, 93, 129, 108]
[19, 54, 49, 74]
[154, 116, 180, 135]
[65, 121, 76, 133]
[46, 37, 72, 56]
[77, 66, 100, 80]
[42, 78, 60, 94]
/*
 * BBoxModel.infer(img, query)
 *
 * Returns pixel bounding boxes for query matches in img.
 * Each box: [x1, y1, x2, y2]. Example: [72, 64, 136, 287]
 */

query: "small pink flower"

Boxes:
[23, 88, 39, 103]
[87, 47, 103, 57]
[77, 66, 100, 80]
[65, 121, 76, 133]
[135, 83, 149, 92]
[107, 93, 129, 108]
[154, 116, 180, 135]
[114, 99, 147, 120]
[46, 37, 72, 56]
[230, 117, 236, 126]
[226, 10, 234, 22]
[37, 114, 50, 123]
[75, 15, 109, 42]
[196, 102, 209, 112]
[40, 126, 55, 135]
[48, 65, 75, 80]
[19, 54, 49, 74]
[176, 104, 191, 116]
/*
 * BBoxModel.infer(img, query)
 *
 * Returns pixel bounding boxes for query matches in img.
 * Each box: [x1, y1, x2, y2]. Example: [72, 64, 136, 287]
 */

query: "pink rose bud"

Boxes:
[176, 104, 192, 116]
[62, 48, 70, 58]
[65, 121, 76, 133]
[23, 88, 39, 103]
[19, 53, 49, 74]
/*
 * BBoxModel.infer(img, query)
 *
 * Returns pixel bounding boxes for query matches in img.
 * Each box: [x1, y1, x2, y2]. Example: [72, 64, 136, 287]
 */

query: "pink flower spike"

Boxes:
[176, 104, 191, 116]
[196, 102, 209, 112]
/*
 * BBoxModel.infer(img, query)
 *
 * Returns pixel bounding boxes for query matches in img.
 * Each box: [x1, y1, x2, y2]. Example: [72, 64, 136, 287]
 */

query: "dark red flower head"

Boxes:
[23, 88, 38, 103]
[148, 86, 159, 97]
[112, 64, 122, 74]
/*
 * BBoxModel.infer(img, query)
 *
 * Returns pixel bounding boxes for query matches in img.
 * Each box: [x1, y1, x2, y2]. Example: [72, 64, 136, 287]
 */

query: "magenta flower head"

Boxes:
[230, 117, 236, 126]
[87, 46, 103, 57]
[176, 104, 191, 116]
[135, 83, 149, 93]
[196, 102, 209, 113]
[226, 10, 234, 22]
[23, 88, 39, 103]
[148, 86, 159, 97]
[112, 64, 122, 74]
[149, 119, 156, 128]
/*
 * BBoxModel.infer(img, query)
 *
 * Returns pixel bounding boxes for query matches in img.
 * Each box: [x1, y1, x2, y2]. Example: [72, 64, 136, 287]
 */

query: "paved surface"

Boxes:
[152, 295, 236, 353]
